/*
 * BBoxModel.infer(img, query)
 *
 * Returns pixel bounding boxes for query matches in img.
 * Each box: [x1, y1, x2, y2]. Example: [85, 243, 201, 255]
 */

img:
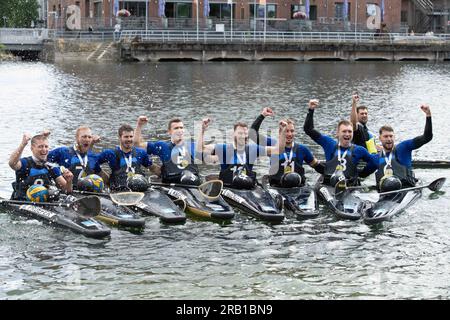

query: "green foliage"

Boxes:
[0, 0, 40, 28]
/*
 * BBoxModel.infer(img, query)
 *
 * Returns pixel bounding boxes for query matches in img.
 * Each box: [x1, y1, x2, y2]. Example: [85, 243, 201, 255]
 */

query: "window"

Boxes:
[85, 0, 90, 17]
[209, 4, 235, 19]
[309, 5, 317, 20]
[401, 10, 408, 22]
[165, 3, 192, 19]
[121, 2, 147, 16]
[335, 2, 350, 20]
[94, 2, 102, 17]
[249, 4, 276, 19]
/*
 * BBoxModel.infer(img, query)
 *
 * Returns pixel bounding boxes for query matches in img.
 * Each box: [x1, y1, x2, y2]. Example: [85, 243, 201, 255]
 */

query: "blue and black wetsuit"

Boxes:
[12, 157, 62, 200]
[304, 108, 378, 186]
[251, 114, 317, 187]
[98, 146, 150, 191]
[48, 146, 101, 188]
[147, 141, 200, 184]
[213, 143, 266, 188]
[375, 116, 433, 188]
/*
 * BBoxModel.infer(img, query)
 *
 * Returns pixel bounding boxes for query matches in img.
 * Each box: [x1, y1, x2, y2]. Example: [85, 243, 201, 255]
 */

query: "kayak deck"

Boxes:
[1, 198, 111, 239]
[131, 188, 186, 223]
[363, 189, 422, 224]
[315, 177, 368, 220]
[96, 196, 145, 228]
[269, 186, 319, 219]
[221, 186, 284, 222]
[169, 187, 235, 220]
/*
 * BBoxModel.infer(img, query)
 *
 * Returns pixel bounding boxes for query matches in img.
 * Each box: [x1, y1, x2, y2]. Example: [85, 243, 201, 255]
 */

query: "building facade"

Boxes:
[45, 0, 450, 32]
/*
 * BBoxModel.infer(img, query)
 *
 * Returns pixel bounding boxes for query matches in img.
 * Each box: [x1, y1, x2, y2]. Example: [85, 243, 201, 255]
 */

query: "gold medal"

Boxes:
[336, 165, 343, 171]
[384, 168, 393, 177]
[180, 159, 189, 169]
[127, 172, 135, 178]
[241, 168, 247, 176]
[284, 166, 292, 174]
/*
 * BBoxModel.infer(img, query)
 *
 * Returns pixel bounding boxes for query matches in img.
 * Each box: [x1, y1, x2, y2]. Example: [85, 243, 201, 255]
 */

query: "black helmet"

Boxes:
[280, 172, 302, 188]
[330, 170, 346, 188]
[232, 174, 254, 190]
[77, 177, 94, 191]
[180, 170, 200, 186]
[127, 174, 149, 192]
[380, 176, 402, 193]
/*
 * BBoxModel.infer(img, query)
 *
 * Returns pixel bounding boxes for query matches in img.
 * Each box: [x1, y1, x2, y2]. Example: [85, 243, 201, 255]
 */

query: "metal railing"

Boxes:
[118, 30, 450, 45]
[0, 28, 48, 44]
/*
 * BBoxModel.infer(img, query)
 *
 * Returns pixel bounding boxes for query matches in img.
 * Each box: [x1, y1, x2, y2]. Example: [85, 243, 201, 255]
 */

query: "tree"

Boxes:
[0, 0, 40, 28]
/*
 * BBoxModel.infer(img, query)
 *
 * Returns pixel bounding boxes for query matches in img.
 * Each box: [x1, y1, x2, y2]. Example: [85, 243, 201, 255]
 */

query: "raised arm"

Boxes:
[249, 107, 274, 146]
[134, 116, 149, 149]
[412, 105, 433, 149]
[350, 93, 359, 131]
[9, 134, 31, 171]
[303, 99, 322, 143]
[197, 118, 218, 163]
[266, 120, 287, 156]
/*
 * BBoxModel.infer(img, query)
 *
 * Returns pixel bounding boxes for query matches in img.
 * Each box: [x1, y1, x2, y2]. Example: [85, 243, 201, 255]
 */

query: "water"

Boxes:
[0, 61, 449, 299]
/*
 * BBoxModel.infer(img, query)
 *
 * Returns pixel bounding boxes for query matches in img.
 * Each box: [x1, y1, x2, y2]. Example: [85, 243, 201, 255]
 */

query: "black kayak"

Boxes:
[314, 176, 369, 220]
[0, 197, 111, 239]
[362, 189, 422, 224]
[131, 188, 187, 223]
[95, 196, 145, 228]
[221, 186, 284, 222]
[267, 185, 319, 219]
[164, 187, 235, 220]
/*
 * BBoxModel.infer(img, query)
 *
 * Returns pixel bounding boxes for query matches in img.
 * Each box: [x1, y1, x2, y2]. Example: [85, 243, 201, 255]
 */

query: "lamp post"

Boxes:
[196, 0, 199, 41]
[355, 0, 358, 38]
[145, 0, 148, 33]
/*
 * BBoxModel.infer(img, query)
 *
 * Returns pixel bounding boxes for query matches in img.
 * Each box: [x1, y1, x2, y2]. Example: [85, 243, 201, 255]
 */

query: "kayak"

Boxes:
[314, 176, 369, 220]
[221, 186, 284, 222]
[0, 197, 111, 239]
[164, 187, 235, 220]
[131, 188, 187, 223]
[267, 185, 319, 219]
[95, 196, 145, 228]
[362, 189, 422, 224]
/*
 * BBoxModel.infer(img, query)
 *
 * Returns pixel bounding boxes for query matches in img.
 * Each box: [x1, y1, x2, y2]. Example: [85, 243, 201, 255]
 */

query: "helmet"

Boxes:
[330, 170, 346, 188]
[127, 174, 148, 192]
[380, 176, 402, 193]
[180, 170, 200, 186]
[26, 185, 49, 202]
[86, 174, 104, 193]
[280, 172, 302, 188]
[77, 177, 94, 191]
[232, 174, 254, 190]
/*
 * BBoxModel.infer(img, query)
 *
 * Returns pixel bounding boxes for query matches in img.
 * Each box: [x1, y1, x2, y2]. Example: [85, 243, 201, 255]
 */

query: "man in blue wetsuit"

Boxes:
[198, 118, 287, 189]
[250, 107, 323, 188]
[98, 124, 151, 191]
[304, 99, 378, 187]
[134, 116, 202, 185]
[9, 133, 73, 200]
[47, 126, 107, 188]
[374, 105, 433, 190]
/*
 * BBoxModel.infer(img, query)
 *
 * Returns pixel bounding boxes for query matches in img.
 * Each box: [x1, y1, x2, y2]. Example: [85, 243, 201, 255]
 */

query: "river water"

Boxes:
[0, 61, 449, 299]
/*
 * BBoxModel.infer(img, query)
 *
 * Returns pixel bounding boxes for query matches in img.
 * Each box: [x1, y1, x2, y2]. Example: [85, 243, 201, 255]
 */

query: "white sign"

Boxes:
[216, 24, 224, 32]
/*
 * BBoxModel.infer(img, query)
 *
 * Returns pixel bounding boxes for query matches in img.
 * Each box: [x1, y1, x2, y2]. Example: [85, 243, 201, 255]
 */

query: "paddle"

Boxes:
[378, 177, 446, 196]
[73, 190, 145, 206]
[0, 196, 101, 217]
[150, 180, 223, 200]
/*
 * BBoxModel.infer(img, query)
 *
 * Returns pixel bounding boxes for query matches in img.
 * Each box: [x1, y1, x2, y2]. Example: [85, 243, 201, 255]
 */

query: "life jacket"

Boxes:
[161, 143, 199, 184]
[219, 145, 257, 187]
[109, 148, 145, 191]
[375, 148, 416, 189]
[11, 157, 57, 200]
[269, 143, 306, 187]
[324, 144, 358, 186]
[67, 147, 96, 188]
